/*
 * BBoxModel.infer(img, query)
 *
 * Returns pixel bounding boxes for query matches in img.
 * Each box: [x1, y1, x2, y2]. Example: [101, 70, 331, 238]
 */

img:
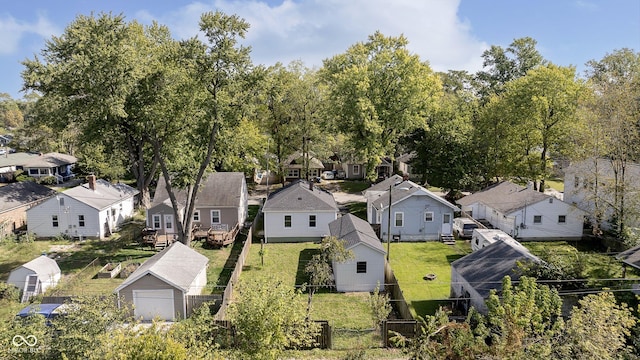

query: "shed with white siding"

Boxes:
[8, 255, 61, 301]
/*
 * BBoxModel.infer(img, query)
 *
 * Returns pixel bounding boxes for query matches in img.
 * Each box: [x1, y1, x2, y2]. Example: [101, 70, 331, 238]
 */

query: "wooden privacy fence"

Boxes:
[186, 294, 222, 317]
[384, 260, 413, 320]
[215, 221, 255, 320]
[382, 320, 419, 348]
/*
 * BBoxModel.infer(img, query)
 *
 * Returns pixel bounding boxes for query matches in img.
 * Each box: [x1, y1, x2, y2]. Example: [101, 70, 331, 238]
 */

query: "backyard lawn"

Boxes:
[241, 241, 381, 349]
[388, 241, 471, 317]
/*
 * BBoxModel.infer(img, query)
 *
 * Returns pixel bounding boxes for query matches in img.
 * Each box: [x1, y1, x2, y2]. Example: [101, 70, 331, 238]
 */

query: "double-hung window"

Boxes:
[394, 212, 404, 227]
[284, 215, 292, 228]
[211, 210, 221, 224]
[309, 215, 316, 228]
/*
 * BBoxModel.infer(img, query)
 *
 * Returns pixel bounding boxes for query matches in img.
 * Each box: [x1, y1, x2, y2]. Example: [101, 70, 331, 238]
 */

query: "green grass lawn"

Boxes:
[545, 178, 565, 192]
[336, 180, 370, 194]
[346, 202, 367, 220]
[240, 242, 382, 349]
[388, 241, 471, 317]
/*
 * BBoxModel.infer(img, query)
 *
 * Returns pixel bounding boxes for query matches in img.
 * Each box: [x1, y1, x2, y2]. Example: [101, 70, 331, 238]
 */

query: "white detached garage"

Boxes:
[115, 242, 208, 321]
[8, 255, 61, 302]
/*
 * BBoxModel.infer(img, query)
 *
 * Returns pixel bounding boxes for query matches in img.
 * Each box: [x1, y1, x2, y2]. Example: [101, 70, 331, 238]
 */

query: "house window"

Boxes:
[211, 210, 221, 224]
[558, 215, 566, 224]
[39, 169, 48, 175]
[78, 215, 85, 227]
[356, 261, 367, 274]
[29, 169, 38, 175]
[353, 165, 360, 175]
[574, 176, 579, 188]
[284, 215, 292, 228]
[394, 212, 404, 227]
[193, 211, 200, 222]
[533, 215, 542, 224]
[309, 215, 316, 228]
[287, 169, 300, 178]
[153, 215, 161, 229]
[59, 198, 64, 206]
[424, 212, 434, 222]
[165, 216, 173, 230]
[443, 213, 451, 224]
[52, 215, 59, 227]
[549, 198, 553, 203]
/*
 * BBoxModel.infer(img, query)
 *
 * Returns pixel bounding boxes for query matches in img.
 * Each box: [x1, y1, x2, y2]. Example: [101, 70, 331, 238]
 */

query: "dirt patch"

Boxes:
[48, 244, 78, 253]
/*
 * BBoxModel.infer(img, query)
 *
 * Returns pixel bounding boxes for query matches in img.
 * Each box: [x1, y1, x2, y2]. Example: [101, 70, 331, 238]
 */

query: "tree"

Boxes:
[227, 276, 319, 360]
[321, 31, 442, 180]
[148, 11, 255, 246]
[580, 48, 640, 241]
[368, 284, 392, 330]
[304, 236, 353, 317]
[22, 13, 162, 206]
[475, 37, 545, 100]
[94, 322, 188, 360]
[0, 93, 24, 129]
[404, 70, 480, 190]
[554, 292, 636, 359]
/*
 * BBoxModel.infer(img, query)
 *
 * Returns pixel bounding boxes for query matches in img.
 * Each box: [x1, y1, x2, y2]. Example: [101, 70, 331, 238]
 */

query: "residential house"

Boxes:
[8, 255, 61, 302]
[329, 214, 386, 292]
[457, 181, 586, 240]
[0, 134, 12, 147]
[26, 175, 139, 239]
[450, 239, 540, 314]
[283, 151, 324, 181]
[564, 158, 640, 233]
[396, 152, 417, 179]
[22, 152, 77, 183]
[146, 172, 248, 239]
[0, 181, 56, 237]
[115, 242, 208, 321]
[370, 180, 459, 241]
[363, 174, 404, 223]
[262, 180, 339, 243]
[0, 152, 39, 182]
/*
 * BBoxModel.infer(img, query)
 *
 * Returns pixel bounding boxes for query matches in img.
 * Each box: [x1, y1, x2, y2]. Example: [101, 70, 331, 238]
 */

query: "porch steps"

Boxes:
[440, 234, 456, 245]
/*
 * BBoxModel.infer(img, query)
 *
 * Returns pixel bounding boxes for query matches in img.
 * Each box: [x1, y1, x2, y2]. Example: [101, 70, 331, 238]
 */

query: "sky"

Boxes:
[1, 0, 638, 100]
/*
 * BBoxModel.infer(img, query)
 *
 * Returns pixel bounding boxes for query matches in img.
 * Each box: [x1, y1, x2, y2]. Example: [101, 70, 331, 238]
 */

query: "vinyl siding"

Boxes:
[333, 244, 385, 292]
[264, 211, 337, 242]
[380, 195, 454, 241]
[117, 274, 185, 320]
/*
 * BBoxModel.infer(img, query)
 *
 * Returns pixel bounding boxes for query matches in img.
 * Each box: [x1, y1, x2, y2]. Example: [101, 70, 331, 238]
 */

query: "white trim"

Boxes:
[424, 211, 434, 222]
[210, 210, 221, 224]
[152, 214, 161, 229]
[193, 210, 200, 222]
[394, 212, 404, 227]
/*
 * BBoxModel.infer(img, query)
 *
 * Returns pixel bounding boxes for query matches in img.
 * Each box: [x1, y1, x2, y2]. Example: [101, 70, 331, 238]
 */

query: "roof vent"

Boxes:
[298, 197, 302, 200]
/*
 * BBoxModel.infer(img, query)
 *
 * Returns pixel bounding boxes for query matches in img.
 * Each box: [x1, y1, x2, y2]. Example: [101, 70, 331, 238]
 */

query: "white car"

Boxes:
[321, 171, 335, 180]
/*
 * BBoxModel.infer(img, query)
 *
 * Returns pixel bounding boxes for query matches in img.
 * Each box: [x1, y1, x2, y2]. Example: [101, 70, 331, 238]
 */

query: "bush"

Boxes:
[40, 176, 58, 185]
[0, 282, 19, 302]
[16, 174, 35, 182]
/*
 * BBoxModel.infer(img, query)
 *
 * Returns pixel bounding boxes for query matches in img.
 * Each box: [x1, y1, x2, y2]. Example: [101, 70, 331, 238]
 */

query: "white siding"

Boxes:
[187, 267, 207, 296]
[450, 267, 487, 314]
[264, 211, 337, 240]
[333, 244, 385, 292]
[509, 199, 584, 239]
[7, 265, 60, 293]
[27, 193, 136, 239]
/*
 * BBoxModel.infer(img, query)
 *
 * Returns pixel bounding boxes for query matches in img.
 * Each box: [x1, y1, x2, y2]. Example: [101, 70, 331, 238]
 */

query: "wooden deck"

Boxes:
[141, 228, 175, 250]
[191, 223, 240, 248]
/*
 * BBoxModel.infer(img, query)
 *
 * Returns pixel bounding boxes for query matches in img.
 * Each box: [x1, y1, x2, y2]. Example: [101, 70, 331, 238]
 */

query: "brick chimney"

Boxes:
[87, 174, 97, 191]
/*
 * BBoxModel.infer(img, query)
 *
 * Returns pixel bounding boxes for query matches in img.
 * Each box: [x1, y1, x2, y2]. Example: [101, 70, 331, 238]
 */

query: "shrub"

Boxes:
[0, 282, 19, 302]
[40, 176, 58, 185]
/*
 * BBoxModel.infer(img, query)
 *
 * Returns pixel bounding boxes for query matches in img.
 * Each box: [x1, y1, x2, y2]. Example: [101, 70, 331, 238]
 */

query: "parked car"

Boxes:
[453, 218, 479, 239]
[321, 171, 335, 180]
[16, 303, 70, 326]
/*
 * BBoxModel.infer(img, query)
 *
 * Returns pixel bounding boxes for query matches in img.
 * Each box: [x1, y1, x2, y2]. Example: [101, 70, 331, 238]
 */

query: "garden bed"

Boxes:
[97, 262, 122, 278]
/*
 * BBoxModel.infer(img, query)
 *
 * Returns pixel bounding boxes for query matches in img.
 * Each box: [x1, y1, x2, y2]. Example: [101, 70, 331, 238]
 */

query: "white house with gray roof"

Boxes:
[370, 180, 459, 241]
[262, 180, 339, 243]
[115, 242, 208, 321]
[26, 175, 138, 239]
[330, 214, 386, 292]
[363, 174, 404, 223]
[457, 181, 586, 240]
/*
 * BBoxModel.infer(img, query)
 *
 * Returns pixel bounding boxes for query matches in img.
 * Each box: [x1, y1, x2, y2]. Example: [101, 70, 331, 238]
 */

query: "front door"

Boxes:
[441, 213, 452, 235]
[164, 214, 174, 235]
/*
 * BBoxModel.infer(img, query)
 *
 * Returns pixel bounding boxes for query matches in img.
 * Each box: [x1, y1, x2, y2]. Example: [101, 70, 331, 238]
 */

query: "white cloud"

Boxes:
[0, 13, 59, 55]
[137, 0, 489, 73]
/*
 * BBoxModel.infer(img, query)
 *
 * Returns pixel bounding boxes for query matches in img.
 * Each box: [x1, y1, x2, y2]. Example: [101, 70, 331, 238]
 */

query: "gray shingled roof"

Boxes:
[284, 151, 324, 169]
[63, 179, 139, 210]
[116, 242, 208, 292]
[329, 214, 385, 253]
[451, 240, 539, 298]
[0, 181, 56, 213]
[263, 180, 338, 212]
[150, 172, 245, 209]
[362, 174, 404, 194]
[0, 152, 39, 168]
[371, 180, 458, 211]
[22, 152, 77, 168]
[457, 181, 550, 215]
[19, 255, 61, 276]
[617, 245, 640, 270]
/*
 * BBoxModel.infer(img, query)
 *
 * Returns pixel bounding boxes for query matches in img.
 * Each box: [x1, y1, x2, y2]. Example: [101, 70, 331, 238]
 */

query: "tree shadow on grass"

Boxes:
[296, 248, 321, 286]
[446, 254, 464, 264]
[216, 234, 247, 287]
[410, 299, 453, 318]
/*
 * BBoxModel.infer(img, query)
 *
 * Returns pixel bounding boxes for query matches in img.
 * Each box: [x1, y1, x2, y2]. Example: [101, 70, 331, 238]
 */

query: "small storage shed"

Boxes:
[115, 242, 208, 321]
[8, 255, 61, 302]
[330, 214, 386, 292]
